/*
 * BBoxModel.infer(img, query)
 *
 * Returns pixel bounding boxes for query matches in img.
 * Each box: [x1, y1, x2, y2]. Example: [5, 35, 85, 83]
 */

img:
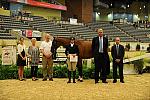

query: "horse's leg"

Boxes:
[77, 58, 83, 82]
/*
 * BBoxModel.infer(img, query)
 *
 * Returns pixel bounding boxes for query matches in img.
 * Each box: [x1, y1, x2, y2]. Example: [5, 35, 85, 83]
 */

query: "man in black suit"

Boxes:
[92, 28, 109, 84]
[111, 37, 125, 83]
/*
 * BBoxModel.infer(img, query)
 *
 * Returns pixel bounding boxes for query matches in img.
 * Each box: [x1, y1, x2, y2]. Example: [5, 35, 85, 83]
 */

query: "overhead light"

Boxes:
[97, 12, 100, 15]
[144, 5, 145, 8]
[140, 7, 141, 10]
[110, 3, 112, 6]
[127, 5, 129, 7]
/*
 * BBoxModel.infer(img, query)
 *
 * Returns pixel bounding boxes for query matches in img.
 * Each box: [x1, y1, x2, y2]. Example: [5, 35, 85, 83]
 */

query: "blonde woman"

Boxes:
[17, 37, 26, 81]
[28, 38, 40, 81]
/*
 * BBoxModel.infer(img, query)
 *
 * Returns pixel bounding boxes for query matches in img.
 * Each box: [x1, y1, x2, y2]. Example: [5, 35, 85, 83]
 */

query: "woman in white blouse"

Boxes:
[17, 37, 26, 81]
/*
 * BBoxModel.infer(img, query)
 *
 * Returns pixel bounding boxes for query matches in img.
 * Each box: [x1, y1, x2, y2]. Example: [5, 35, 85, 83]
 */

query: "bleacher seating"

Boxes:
[87, 22, 137, 42]
[31, 16, 74, 38]
[0, 29, 17, 39]
[0, 14, 150, 43]
[59, 23, 97, 40]
[115, 24, 150, 43]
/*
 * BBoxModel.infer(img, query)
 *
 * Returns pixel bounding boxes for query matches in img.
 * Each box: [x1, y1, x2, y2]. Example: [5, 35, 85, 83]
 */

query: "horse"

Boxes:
[53, 37, 110, 79]
[54, 37, 93, 59]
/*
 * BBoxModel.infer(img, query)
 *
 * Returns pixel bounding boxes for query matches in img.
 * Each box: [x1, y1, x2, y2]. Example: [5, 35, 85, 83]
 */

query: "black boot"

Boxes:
[73, 71, 76, 83]
[67, 71, 71, 83]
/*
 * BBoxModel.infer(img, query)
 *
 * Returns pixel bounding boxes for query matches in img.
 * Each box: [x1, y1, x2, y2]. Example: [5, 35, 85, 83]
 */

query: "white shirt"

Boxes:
[17, 44, 26, 54]
[99, 36, 103, 53]
[70, 43, 74, 47]
[40, 40, 52, 55]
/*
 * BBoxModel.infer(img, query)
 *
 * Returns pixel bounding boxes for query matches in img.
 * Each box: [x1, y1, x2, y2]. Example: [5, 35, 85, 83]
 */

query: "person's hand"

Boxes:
[45, 52, 52, 59]
[115, 59, 120, 63]
[67, 54, 70, 58]
[22, 57, 26, 60]
[72, 54, 76, 57]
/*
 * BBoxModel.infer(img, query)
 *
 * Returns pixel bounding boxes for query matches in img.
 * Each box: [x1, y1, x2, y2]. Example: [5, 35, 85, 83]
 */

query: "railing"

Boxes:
[27, 56, 67, 66]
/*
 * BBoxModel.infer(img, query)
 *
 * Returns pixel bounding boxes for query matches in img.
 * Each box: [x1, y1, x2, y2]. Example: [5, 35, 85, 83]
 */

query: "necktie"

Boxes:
[99, 37, 103, 53]
[116, 45, 119, 56]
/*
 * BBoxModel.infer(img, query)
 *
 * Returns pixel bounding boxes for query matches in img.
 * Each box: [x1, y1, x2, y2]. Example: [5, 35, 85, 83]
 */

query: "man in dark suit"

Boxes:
[92, 28, 109, 84]
[111, 37, 125, 83]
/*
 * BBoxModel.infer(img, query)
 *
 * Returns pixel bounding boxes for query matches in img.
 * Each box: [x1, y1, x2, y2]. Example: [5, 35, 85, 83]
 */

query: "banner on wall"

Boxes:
[2, 46, 16, 65]
[26, 30, 32, 37]
[22, 30, 26, 37]
[32, 31, 41, 37]
[70, 18, 77, 25]
[10, 0, 67, 11]
[13, 29, 22, 35]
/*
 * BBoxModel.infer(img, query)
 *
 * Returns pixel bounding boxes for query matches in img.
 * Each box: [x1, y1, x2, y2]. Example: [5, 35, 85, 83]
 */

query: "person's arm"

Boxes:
[37, 46, 40, 57]
[36, 46, 40, 63]
[106, 38, 109, 49]
[18, 45, 24, 60]
[27, 46, 31, 56]
[23, 45, 27, 60]
[121, 46, 125, 60]
[111, 46, 115, 60]
[65, 46, 69, 56]
[40, 42, 45, 56]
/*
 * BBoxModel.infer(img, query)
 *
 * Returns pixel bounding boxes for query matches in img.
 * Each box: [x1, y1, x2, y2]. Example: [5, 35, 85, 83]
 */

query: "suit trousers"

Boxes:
[113, 61, 124, 81]
[94, 53, 107, 82]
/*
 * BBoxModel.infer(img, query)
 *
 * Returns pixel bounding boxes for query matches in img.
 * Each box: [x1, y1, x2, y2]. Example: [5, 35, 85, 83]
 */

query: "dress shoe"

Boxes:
[102, 81, 108, 83]
[113, 80, 117, 83]
[32, 78, 36, 81]
[120, 80, 125, 83]
[42, 78, 47, 81]
[78, 78, 83, 82]
[80, 80, 83, 82]
[49, 78, 53, 81]
[95, 81, 99, 84]
[67, 80, 71, 83]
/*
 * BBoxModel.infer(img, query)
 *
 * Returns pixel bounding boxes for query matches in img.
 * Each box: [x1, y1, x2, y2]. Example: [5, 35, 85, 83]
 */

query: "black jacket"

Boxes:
[92, 36, 110, 75]
[111, 44, 125, 61]
[92, 36, 108, 56]
[65, 44, 79, 56]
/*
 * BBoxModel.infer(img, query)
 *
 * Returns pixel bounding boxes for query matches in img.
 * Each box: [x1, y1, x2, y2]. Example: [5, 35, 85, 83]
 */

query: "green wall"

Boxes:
[0, 8, 10, 16]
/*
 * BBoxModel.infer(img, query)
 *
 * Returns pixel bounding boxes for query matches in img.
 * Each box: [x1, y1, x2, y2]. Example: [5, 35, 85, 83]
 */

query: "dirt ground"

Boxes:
[0, 74, 150, 100]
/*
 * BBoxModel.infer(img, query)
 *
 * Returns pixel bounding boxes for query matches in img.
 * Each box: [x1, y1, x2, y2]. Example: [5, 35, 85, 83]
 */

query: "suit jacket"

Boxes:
[111, 44, 125, 62]
[92, 36, 108, 56]
[92, 36, 110, 75]
[65, 44, 79, 56]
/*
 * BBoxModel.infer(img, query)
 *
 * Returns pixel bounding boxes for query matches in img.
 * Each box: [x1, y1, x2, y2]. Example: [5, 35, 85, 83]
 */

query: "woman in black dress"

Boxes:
[17, 37, 26, 81]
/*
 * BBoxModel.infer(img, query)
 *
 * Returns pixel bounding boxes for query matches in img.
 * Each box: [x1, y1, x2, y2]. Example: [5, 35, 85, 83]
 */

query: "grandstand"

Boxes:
[0, 14, 150, 43]
[0, 0, 150, 54]
[115, 24, 150, 43]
